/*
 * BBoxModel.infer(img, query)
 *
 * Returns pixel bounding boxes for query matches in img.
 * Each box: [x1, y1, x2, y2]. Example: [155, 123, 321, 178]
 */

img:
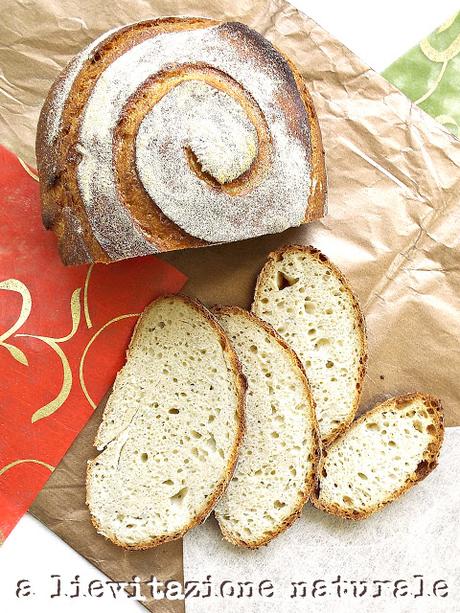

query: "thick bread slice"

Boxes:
[213, 306, 320, 548]
[252, 245, 367, 444]
[312, 393, 444, 519]
[86, 294, 245, 549]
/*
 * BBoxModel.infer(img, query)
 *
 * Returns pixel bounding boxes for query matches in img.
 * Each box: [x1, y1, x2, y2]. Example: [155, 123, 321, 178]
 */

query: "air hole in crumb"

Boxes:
[366, 422, 379, 431]
[304, 301, 315, 314]
[274, 500, 286, 509]
[158, 322, 165, 329]
[171, 487, 188, 504]
[271, 431, 279, 438]
[204, 434, 217, 453]
[168, 408, 180, 415]
[413, 420, 423, 433]
[162, 479, 174, 486]
[357, 472, 368, 480]
[315, 338, 331, 349]
[388, 440, 396, 447]
[326, 360, 334, 369]
[342, 496, 353, 505]
[141, 453, 149, 463]
[191, 430, 202, 439]
[276, 271, 298, 290]
[249, 345, 258, 353]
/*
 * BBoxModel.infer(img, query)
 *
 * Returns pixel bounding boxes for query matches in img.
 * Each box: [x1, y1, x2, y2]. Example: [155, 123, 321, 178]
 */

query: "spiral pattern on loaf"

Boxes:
[37, 18, 316, 262]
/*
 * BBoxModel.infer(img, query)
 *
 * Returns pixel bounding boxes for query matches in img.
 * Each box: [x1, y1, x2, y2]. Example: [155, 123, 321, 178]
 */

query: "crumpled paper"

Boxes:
[1, 0, 459, 612]
[184, 428, 460, 613]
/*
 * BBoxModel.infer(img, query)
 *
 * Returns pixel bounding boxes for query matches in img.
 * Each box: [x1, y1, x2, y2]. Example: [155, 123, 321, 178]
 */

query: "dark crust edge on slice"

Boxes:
[212, 305, 321, 548]
[252, 244, 368, 446]
[86, 293, 246, 550]
[311, 392, 445, 520]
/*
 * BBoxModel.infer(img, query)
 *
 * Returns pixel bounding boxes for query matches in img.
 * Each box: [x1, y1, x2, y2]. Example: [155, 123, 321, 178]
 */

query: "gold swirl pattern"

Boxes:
[415, 60, 448, 105]
[17, 288, 81, 423]
[78, 313, 139, 409]
[1, 266, 139, 423]
[416, 15, 460, 105]
[420, 32, 460, 63]
[16, 156, 40, 182]
[0, 458, 55, 476]
[1, 281, 81, 423]
[438, 12, 458, 33]
[0, 279, 32, 366]
[83, 264, 94, 329]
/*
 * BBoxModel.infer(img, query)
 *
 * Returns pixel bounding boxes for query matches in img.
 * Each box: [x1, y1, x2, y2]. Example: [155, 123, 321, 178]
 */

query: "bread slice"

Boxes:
[312, 393, 444, 519]
[86, 294, 245, 549]
[252, 245, 367, 444]
[213, 306, 320, 548]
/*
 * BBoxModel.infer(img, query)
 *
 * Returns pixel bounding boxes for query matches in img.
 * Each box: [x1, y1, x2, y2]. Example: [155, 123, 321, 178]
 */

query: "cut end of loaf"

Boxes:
[86, 294, 245, 549]
[312, 393, 444, 520]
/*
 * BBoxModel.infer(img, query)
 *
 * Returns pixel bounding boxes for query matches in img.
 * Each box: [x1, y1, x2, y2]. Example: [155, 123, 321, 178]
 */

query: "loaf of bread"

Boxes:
[253, 245, 367, 444]
[86, 295, 245, 549]
[36, 17, 326, 265]
[213, 307, 320, 548]
[312, 393, 444, 519]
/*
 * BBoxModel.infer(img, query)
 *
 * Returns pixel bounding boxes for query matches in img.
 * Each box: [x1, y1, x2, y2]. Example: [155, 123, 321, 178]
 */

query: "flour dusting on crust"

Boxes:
[76, 22, 312, 245]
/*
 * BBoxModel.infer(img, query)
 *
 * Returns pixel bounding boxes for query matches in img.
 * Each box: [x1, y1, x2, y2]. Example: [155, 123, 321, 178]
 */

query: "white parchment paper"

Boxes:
[184, 427, 460, 613]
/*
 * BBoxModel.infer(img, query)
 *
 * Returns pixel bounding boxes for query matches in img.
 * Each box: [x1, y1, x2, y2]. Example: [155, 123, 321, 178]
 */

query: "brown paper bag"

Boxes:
[2, 0, 459, 611]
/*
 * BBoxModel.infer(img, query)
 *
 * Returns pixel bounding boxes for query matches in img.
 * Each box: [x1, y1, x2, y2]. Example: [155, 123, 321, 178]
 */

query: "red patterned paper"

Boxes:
[0, 145, 187, 542]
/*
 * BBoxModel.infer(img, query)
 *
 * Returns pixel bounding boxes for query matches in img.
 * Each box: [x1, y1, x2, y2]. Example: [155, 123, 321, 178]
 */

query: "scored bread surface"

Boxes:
[252, 245, 367, 444]
[312, 393, 444, 519]
[213, 306, 320, 548]
[86, 294, 245, 549]
[36, 18, 326, 265]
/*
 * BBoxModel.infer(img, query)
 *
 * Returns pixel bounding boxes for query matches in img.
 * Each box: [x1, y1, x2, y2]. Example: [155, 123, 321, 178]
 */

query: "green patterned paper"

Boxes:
[383, 11, 460, 137]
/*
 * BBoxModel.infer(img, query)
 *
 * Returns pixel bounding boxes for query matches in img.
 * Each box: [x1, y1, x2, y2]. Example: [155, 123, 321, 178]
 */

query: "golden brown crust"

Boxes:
[86, 293, 246, 550]
[212, 305, 321, 549]
[311, 393, 445, 520]
[281, 54, 327, 222]
[37, 18, 327, 265]
[252, 244, 368, 446]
